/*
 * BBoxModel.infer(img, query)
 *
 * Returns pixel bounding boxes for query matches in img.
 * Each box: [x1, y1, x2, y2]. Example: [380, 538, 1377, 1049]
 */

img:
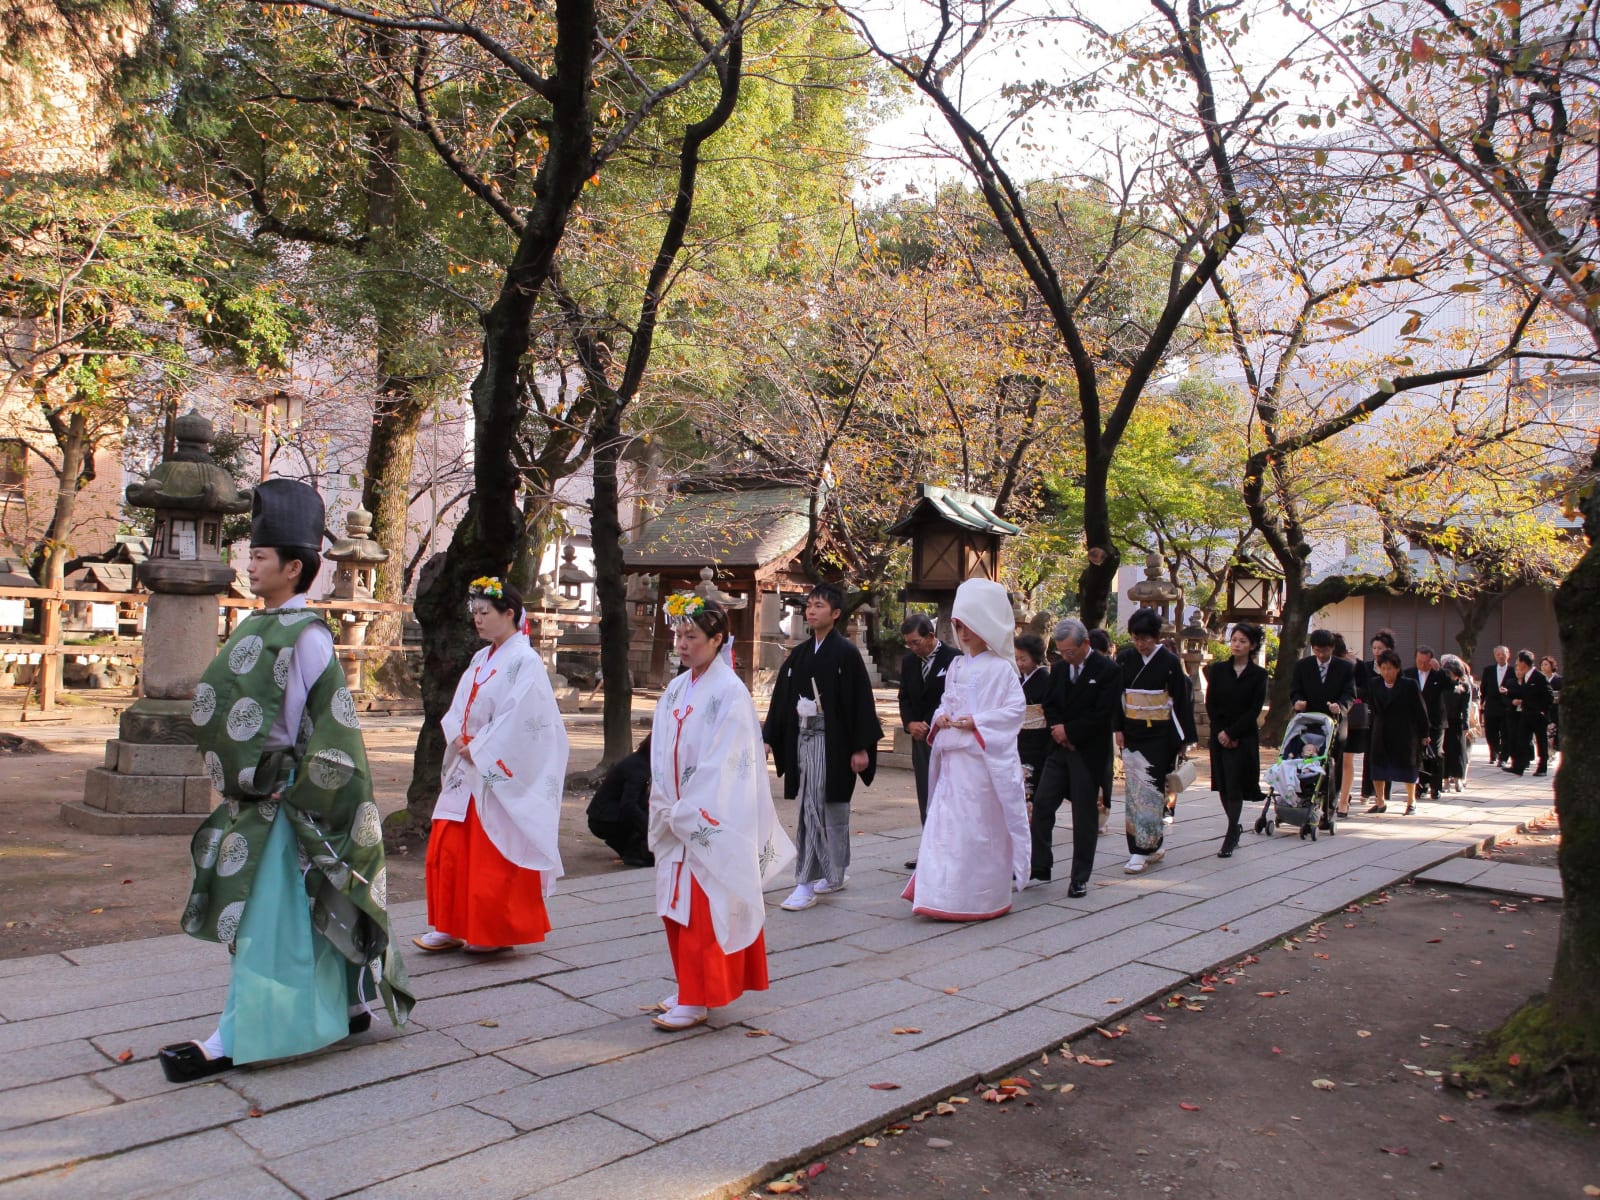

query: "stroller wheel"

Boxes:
[1264, 820, 1275, 836]
[1254, 816, 1266, 834]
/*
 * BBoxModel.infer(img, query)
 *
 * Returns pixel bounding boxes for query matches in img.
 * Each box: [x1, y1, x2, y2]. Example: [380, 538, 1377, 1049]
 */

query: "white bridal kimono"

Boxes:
[904, 578, 1030, 920]
[649, 657, 796, 952]
[432, 633, 569, 884]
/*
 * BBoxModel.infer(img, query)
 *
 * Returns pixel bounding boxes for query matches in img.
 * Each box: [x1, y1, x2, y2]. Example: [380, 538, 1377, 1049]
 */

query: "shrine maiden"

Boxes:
[649, 595, 795, 1031]
[415, 577, 569, 954]
[903, 578, 1031, 920]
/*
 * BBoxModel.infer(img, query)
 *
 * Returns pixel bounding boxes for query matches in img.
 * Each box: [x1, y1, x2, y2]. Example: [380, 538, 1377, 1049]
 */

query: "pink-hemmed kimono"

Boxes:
[903, 647, 1031, 920]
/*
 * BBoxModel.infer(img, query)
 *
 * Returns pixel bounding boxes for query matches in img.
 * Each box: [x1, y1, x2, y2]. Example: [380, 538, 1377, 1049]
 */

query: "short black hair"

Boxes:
[1127, 608, 1163, 638]
[1308, 628, 1335, 649]
[1016, 633, 1046, 664]
[901, 614, 935, 638]
[1087, 628, 1111, 653]
[808, 582, 845, 616]
[1233, 621, 1264, 650]
[1333, 634, 1350, 658]
[1517, 648, 1536, 666]
[1416, 644, 1435, 659]
[1371, 628, 1396, 650]
[1376, 648, 1403, 670]
[276, 548, 321, 595]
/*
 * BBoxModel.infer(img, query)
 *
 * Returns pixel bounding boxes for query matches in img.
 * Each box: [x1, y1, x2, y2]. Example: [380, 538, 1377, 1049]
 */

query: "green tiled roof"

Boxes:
[625, 485, 813, 570]
[887, 484, 1020, 538]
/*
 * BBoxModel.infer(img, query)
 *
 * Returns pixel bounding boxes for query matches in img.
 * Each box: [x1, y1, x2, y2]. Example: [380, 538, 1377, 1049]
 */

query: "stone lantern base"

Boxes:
[62, 698, 218, 835]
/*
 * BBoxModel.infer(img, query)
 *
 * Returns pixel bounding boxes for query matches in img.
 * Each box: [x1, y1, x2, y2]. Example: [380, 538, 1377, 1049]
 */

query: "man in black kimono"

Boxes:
[896, 613, 958, 869]
[1403, 646, 1449, 799]
[1291, 628, 1357, 800]
[1479, 645, 1513, 766]
[1031, 618, 1121, 896]
[764, 583, 883, 911]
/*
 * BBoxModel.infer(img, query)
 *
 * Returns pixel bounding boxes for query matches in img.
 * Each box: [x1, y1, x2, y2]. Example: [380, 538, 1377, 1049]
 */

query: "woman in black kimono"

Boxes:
[1439, 656, 1473, 792]
[1015, 634, 1053, 810]
[1113, 608, 1197, 874]
[1363, 649, 1430, 814]
[1204, 623, 1267, 857]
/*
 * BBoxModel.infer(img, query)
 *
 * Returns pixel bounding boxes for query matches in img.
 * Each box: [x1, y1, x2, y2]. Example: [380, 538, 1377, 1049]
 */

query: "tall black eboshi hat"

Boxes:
[250, 478, 325, 552]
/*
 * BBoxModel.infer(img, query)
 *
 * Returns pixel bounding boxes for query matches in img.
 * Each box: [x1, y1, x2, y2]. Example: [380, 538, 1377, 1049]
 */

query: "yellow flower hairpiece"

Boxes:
[469, 576, 504, 599]
[663, 591, 707, 624]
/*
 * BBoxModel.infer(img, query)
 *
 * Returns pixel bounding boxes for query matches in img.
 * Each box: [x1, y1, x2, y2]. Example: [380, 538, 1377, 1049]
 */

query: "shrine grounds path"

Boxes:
[0, 742, 1557, 1199]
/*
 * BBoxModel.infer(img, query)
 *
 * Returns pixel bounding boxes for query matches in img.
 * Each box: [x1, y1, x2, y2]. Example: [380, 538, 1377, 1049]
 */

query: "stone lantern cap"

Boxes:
[326, 505, 389, 564]
[694, 565, 748, 610]
[125, 411, 252, 515]
[1126, 551, 1180, 608]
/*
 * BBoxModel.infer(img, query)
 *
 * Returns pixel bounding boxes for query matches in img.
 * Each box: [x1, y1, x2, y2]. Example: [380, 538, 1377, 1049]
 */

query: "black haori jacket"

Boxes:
[764, 630, 883, 805]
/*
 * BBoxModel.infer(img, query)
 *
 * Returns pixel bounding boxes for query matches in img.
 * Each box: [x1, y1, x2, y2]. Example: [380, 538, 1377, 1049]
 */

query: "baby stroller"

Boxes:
[1254, 712, 1338, 840]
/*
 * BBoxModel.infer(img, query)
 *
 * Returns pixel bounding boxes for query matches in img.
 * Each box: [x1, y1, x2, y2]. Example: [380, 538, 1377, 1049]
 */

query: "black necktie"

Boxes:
[1071, 664, 1080, 684]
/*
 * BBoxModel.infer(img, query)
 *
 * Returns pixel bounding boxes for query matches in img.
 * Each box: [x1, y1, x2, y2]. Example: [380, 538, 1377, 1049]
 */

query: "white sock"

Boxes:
[201, 1028, 227, 1060]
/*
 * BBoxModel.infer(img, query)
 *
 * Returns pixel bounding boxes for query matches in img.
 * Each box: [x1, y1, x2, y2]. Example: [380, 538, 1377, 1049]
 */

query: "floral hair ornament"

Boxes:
[468, 576, 505, 600]
[663, 591, 709, 627]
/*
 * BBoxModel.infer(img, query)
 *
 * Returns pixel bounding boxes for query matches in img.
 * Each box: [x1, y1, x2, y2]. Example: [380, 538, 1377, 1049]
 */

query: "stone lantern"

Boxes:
[558, 544, 593, 610]
[1126, 552, 1181, 640]
[68, 411, 251, 833]
[322, 504, 387, 693]
[1223, 553, 1284, 623]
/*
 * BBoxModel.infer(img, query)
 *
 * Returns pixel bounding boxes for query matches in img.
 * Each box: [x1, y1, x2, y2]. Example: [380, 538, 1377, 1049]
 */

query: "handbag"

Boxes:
[1164, 758, 1198, 796]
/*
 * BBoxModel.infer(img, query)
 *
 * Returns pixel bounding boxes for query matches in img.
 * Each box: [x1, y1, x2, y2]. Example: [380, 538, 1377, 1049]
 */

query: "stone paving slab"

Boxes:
[1416, 857, 1563, 899]
[0, 746, 1553, 1198]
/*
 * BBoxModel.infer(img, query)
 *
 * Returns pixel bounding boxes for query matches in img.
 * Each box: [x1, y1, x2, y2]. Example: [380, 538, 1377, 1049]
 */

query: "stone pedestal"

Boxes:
[65, 411, 246, 835]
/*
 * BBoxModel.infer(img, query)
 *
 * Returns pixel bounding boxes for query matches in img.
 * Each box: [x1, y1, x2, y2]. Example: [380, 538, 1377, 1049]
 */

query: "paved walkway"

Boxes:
[0, 752, 1555, 1200]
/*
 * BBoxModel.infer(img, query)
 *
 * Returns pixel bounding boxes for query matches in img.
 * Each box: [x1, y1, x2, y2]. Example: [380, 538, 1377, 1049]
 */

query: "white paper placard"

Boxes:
[90, 603, 118, 631]
[0, 599, 24, 626]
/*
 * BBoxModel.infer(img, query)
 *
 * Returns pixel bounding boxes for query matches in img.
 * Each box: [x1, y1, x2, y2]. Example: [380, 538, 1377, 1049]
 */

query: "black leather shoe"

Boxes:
[158, 1042, 233, 1083]
[1218, 824, 1243, 858]
[904, 860, 918, 870]
[348, 1012, 372, 1036]
[1534, 764, 1548, 776]
[1067, 882, 1088, 898]
[1030, 872, 1051, 883]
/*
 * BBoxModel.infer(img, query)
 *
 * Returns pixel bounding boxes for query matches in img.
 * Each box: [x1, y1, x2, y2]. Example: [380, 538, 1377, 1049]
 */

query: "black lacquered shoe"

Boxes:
[1067, 882, 1088, 898]
[158, 1042, 234, 1083]
[348, 1012, 372, 1036]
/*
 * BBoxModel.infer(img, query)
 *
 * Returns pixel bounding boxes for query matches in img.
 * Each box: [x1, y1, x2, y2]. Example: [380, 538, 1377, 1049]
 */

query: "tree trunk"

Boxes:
[590, 406, 633, 769]
[1452, 588, 1502, 667]
[361, 368, 428, 691]
[1547, 451, 1600, 1046]
[1076, 447, 1120, 629]
[33, 411, 91, 711]
[1263, 562, 1315, 744]
[402, 0, 596, 831]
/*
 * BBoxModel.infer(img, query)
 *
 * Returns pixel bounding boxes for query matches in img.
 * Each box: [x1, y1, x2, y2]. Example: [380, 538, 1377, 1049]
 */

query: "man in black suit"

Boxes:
[1291, 629, 1357, 797]
[1479, 645, 1512, 766]
[896, 614, 958, 868]
[1031, 618, 1121, 896]
[1403, 645, 1449, 799]
[1504, 649, 1553, 775]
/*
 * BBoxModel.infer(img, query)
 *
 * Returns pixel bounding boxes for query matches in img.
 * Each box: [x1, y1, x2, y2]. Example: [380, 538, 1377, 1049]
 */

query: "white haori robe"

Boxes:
[904, 649, 1031, 920]
[649, 658, 796, 953]
[432, 634, 568, 888]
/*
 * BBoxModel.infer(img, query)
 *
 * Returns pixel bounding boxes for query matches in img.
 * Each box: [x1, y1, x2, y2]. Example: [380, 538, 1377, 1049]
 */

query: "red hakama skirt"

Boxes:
[663, 872, 768, 1007]
[427, 799, 551, 946]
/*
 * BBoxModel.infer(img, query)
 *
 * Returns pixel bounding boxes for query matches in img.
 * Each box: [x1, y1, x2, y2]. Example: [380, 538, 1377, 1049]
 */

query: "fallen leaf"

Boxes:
[981, 1089, 1009, 1103]
[936, 1102, 958, 1115]
[1143, 1014, 1165, 1023]
[116, 1048, 133, 1063]
[1427, 939, 1442, 944]
[868, 1082, 901, 1091]
[806, 1163, 828, 1179]
[1179, 1102, 1201, 1111]
[1077, 1057, 1115, 1068]
[477, 1019, 499, 1028]
[1438, 1114, 1456, 1123]
[1380, 1146, 1411, 1156]
[1272, 1046, 1282, 1054]
[1582, 1186, 1600, 1197]
[248, 1106, 264, 1118]
[1058, 1083, 1076, 1094]
[1507, 1054, 1522, 1067]
[766, 1181, 804, 1194]
[1257, 991, 1278, 998]
[1095, 1027, 1125, 1039]
[943, 987, 960, 995]
[859, 1137, 879, 1148]
[998, 1076, 1031, 1088]
[89, 908, 103, 915]
[891, 1027, 922, 1036]
[925, 1137, 953, 1149]
[1105, 997, 1124, 1004]
[1312, 1079, 1337, 1090]
[1314, 952, 1330, 960]
[1357, 1030, 1372, 1038]
[746, 1029, 773, 1038]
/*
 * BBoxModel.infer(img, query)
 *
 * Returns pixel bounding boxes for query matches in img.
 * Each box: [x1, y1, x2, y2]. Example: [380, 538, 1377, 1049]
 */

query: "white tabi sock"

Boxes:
[201, 1028, 227, 1060]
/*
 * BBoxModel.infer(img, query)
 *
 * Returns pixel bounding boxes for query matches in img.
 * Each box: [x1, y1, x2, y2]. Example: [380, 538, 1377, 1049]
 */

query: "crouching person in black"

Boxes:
[586, 734, 654, 867]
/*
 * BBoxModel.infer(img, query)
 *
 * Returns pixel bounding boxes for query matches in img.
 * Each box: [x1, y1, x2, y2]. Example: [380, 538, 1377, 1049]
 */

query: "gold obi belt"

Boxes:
[1122, 689, 1171, 724]
[1022, 703, 1047, 730]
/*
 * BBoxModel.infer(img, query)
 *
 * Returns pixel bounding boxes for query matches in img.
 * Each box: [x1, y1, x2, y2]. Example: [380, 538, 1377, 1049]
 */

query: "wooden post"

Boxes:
[36, 590, 59, 711]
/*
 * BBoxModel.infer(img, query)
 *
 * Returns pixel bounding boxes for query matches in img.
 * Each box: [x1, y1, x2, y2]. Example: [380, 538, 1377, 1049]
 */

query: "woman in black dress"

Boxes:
[1439, 655, 1473, 792]
[1540, 655, 1562, 758]
[1333, 634, 1366, 816]
[1204, 623, 1267, 858]
[1114, 608, 1197, 874]
[1015, 634, 1053, 810]
[1364, 649, 1430, 814]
